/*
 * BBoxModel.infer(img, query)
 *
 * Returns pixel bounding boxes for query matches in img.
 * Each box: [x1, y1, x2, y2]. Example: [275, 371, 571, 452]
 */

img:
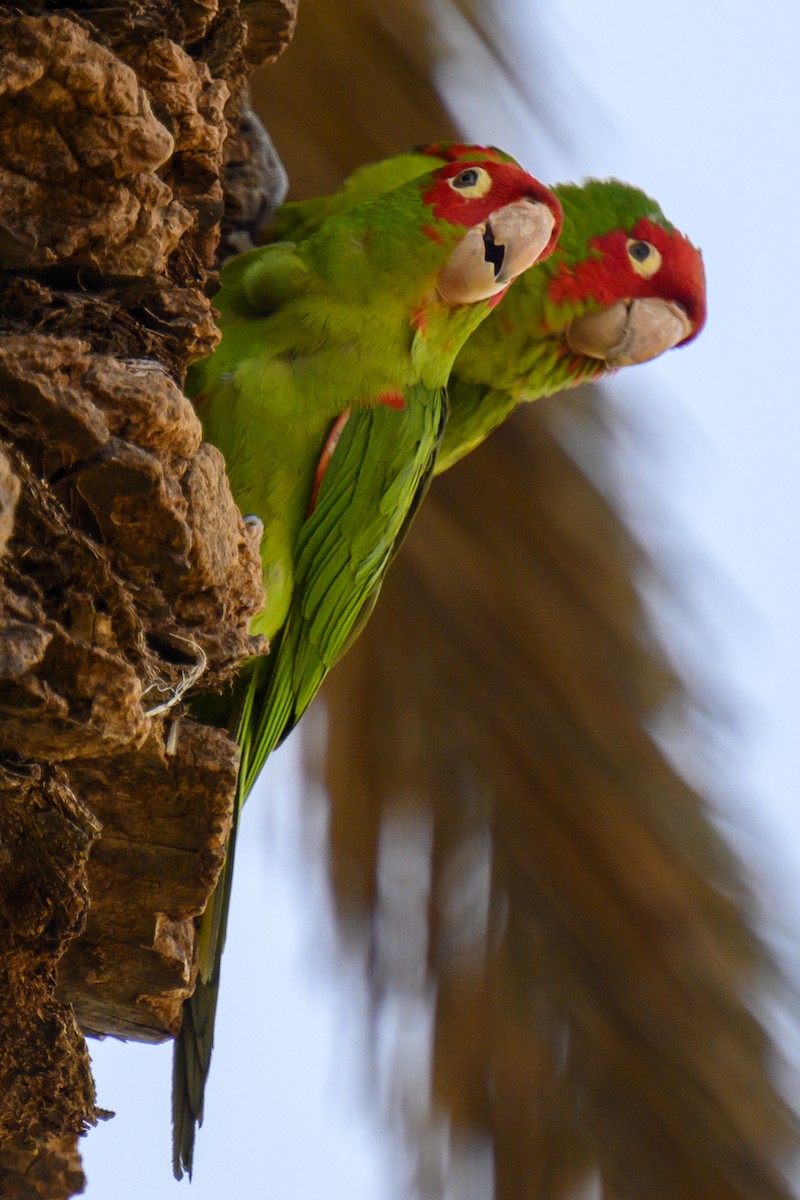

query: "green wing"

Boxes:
[239, 385, 444, 793]
[172, 385, 445, 1179]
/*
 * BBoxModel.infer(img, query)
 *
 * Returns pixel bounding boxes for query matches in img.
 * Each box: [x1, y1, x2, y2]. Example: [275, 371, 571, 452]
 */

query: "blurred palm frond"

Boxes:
[320, 397, 796, 1200]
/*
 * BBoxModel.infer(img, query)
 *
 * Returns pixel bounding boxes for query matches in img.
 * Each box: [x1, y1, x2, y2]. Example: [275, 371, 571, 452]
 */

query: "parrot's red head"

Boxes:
[420, 160, 563, 306]
[547, 202, 706, 368]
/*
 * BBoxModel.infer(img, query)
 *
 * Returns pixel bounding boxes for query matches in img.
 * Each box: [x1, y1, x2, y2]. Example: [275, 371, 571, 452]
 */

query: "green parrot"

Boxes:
[172, 153, 563, 1178]
[273, 146, 707, 472]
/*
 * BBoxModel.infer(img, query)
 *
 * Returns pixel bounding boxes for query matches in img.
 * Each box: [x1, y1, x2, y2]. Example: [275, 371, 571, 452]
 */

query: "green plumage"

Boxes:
[273, 154, 701, 472]
[236, 386, 443, 795]
[173, 146, 706, 1186]
[269, 150, 449, 244]
[172, 156, 553, 1178]
[191, 178, 494, 640]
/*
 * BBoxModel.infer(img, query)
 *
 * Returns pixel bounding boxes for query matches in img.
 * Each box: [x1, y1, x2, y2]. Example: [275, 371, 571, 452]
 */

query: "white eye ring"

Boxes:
[448, 167, 493, 199]
[627, 238, 662, 278]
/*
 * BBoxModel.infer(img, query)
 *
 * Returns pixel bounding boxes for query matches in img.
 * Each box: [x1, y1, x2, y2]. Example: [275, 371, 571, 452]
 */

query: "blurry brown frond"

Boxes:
[318, 396, 796, 1200]
[252, 0, 563, 197]
[252, 0, 450, 195]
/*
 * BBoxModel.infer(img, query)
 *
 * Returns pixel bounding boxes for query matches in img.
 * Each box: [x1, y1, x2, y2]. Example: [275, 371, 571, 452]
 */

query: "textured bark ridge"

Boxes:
[0, 3, 297, 1195]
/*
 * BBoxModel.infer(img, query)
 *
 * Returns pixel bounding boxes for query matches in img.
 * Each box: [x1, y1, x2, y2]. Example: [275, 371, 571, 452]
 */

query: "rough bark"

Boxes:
[0, 2, 296, 1194]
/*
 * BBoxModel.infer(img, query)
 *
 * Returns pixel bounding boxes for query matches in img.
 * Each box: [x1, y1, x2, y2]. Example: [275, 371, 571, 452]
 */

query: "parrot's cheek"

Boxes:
[436, 199, 557, 306]
[566, 297, 693, 367]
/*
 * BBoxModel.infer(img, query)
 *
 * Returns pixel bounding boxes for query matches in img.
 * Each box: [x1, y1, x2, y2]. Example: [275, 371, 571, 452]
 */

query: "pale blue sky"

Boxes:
[83, 2, 800, 1194]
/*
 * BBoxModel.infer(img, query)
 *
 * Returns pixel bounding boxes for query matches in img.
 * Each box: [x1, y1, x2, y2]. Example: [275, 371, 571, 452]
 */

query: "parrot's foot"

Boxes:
[243, 513, 265, 552]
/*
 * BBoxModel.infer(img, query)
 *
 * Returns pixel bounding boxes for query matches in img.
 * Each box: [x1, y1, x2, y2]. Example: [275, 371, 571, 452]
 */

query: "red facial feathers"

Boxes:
[548, 218, 706, 344]
[420, 161, 563, 261]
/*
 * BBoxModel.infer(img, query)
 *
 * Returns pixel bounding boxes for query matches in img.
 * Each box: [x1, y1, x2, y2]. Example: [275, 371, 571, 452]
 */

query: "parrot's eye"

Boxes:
[449, 167, 493, 198]
[626, 238, 662, 278]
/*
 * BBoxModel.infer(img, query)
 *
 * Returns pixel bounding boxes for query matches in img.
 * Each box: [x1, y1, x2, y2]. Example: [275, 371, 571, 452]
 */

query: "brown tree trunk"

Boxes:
[0, 4, 296, 1195]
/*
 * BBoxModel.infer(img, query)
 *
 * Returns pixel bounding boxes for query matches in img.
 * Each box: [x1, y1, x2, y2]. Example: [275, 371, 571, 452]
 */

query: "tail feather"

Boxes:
[170, 672, 254, 1180]
[171, 973, 218, 1179]
[170, 649, 294, 1176]
[171, 777, 242, 1178]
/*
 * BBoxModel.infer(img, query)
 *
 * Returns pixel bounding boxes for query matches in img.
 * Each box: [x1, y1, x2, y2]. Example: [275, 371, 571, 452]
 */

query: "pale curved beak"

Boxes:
[566, 297, 694, 367]
[437, 199, 557, 306]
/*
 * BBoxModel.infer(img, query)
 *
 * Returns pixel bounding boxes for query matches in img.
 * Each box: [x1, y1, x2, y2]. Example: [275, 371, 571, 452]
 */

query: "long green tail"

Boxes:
[170, 637, 321, 1178]
[171, 663, 265, 1180]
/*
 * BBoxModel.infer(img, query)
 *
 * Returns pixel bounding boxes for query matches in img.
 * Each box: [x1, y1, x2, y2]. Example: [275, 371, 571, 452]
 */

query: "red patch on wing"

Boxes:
[548, 218, 706, 343]
[420, 161, 562, 242]
[308, 409, 351, 516]
[377, 390, 405, 410]
[411, 305, 428, 334]
[421, 223, 444, 245]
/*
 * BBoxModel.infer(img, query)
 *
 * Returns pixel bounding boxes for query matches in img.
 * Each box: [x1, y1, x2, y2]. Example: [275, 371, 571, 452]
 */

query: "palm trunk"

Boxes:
[0, 5, 295, 1195]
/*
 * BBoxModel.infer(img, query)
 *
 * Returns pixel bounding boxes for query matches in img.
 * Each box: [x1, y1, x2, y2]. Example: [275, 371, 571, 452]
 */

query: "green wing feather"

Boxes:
[172, 387, 444, 1179]
[241, 386, 444, 791]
